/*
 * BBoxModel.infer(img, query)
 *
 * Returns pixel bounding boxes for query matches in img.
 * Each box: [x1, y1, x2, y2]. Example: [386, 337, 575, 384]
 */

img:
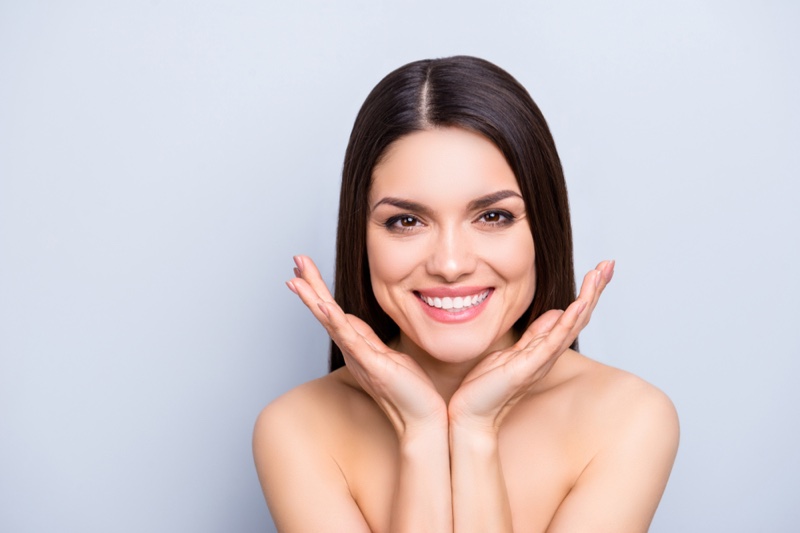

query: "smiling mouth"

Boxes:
[416, 290, 491, 311]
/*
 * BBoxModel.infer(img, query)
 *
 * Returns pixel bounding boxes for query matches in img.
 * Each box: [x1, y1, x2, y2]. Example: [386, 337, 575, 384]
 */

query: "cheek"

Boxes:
[366, 231, 422, 294]
[483, 229, 536, 299]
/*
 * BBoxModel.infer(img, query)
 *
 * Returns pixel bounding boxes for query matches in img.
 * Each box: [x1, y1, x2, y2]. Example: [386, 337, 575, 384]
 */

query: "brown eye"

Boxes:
[384, 214, 423, 232]
[477, 210, 514, 226]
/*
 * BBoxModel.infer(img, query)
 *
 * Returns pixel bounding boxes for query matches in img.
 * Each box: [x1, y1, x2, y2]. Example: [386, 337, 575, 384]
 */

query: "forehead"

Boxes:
[369, 128, 520, 204]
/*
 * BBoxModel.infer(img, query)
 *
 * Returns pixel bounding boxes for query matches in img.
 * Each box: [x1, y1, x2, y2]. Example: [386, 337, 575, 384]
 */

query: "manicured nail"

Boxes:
[317, 302, 330, 318]
[577, 300, 587, 315]
[606, 260, 615, 283]
[286, 281, 298, 294]
[293, 256, 304, 272]
[594, 270, 602, 288]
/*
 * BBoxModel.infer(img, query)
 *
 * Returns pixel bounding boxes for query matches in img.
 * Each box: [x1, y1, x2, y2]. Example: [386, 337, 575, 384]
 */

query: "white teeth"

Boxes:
[419, 290, 489, 311]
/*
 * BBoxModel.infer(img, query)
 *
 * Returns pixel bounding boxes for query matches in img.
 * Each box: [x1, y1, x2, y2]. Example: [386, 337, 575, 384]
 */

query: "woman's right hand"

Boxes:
[286, 255, 448, 437]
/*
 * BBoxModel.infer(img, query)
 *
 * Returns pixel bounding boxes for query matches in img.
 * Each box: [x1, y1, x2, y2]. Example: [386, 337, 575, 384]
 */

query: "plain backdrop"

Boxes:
[1, 1, 798, 531]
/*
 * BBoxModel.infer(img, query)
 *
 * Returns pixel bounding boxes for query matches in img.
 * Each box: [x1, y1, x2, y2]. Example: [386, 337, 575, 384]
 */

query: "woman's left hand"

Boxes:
[448, 260, 615, 433]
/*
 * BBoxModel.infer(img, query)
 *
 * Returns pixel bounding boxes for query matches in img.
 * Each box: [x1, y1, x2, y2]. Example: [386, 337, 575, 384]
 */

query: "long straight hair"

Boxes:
[330, 56, 576, 371]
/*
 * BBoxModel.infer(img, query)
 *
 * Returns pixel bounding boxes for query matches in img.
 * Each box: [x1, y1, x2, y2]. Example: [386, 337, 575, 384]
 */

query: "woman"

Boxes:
[254, 56, 679, 532]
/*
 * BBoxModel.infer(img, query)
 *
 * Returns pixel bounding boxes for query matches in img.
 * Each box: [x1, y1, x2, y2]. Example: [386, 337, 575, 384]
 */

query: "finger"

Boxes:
[535, 297, 587, 356]
[317, 301, 378, 366]
[515, 263, 605, 351]
[589, 259, 614, 304]
[573, 260, 614, 332]
[514, 261, 614, 371]
[290, 276, 393, 376]
[599, 259, 615, 284]
[324, 306, 415, 386]
[586, 260, 612, 316]
[346, 314, 389, 352]
[517, 309, 563, 348]
[290, 256, 391, 353]
[516, 261, 612, 354]
[289, 275, 336, 325]
[520, 261, 610, 341]
[293, 255, 336, 303]
[501, 308, 578, 378]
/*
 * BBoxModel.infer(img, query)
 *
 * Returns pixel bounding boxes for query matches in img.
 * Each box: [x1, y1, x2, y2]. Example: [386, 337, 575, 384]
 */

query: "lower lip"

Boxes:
[415, 290, 493, 324]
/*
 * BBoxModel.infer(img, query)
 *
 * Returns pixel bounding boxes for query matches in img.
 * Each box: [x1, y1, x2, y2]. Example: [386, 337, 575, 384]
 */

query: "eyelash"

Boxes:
[383, 210, 516, 233]
[384, 215, 422, 233]
[477, 210, 515, 226]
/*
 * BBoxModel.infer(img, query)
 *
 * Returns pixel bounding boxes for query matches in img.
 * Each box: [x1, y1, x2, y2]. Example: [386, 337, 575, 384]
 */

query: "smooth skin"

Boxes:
[254, 128, 679, 532]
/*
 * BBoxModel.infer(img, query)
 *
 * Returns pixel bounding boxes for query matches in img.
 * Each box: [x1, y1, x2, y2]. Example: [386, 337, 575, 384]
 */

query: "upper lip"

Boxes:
[414, 286, 492, 298]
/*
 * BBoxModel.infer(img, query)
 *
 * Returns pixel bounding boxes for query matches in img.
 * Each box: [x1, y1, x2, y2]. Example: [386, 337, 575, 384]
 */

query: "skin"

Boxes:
[254, 128, 679, 532]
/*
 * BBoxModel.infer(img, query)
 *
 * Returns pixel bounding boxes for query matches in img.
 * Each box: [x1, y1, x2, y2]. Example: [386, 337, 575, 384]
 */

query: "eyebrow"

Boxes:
[467, 190, 523, 211]
[371, 197, 432, 216]
[370, 189, 523, 214]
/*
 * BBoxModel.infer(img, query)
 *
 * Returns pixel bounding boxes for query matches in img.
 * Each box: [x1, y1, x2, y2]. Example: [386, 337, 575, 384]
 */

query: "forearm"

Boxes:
[450, 422, 513, 533]
[390, 422, 453, 533]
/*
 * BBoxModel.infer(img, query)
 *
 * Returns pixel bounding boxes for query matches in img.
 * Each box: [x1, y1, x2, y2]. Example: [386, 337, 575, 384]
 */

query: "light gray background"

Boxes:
[1, 1, 798, 531]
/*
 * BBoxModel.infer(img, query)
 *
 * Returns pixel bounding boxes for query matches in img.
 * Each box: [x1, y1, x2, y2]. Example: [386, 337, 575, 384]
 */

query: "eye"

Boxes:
[482, 211, 504, 223]
[384, 214, 423, 232]
[477, 210, 514, 226]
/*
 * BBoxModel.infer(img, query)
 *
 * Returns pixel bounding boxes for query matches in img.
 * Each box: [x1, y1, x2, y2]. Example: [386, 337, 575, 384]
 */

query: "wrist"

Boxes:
[449, 418, 500, 457]
[449, 408, 501, 436]
[398, 417, 449, 454]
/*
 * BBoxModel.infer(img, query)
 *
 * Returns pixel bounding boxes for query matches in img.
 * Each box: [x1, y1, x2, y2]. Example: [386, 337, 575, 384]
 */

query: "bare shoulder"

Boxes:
[543, 351, 680, 532]
[252, 369, 374, 532]
[253, 368, 374, 469]
[255, 369, 360, 432]
[563, 350, 679, 445]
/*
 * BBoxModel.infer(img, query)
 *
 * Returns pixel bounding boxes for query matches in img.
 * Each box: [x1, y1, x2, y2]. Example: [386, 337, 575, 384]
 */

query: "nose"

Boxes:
[425, 223, 477, 283]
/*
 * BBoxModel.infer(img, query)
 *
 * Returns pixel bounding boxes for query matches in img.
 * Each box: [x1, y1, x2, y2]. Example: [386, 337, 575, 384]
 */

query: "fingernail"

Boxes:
[293, 256, 304, 272]
[577, 301, 587, 315]
[293, 267, 301, 278]
[317, 302, 330, 318]
[606, 260, 615, 283]
[286, 281, 298, 294]
[594, 270, 602, 288]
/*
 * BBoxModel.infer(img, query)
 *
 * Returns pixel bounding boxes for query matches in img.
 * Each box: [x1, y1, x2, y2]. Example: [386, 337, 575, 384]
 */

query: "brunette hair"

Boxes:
[330, 55, 576, 371]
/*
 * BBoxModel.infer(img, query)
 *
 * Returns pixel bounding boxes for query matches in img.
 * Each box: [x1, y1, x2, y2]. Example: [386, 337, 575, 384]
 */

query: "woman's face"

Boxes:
[366, 127, 536, 364]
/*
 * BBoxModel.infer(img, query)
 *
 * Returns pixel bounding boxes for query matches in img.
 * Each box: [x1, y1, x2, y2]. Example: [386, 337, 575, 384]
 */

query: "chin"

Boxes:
[413, 330, 504, 364]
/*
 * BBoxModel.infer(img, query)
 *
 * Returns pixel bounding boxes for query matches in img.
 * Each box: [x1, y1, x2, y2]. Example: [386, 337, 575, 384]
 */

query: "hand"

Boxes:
[448, 260, 615, 433]
[286, 255, 448, 436]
